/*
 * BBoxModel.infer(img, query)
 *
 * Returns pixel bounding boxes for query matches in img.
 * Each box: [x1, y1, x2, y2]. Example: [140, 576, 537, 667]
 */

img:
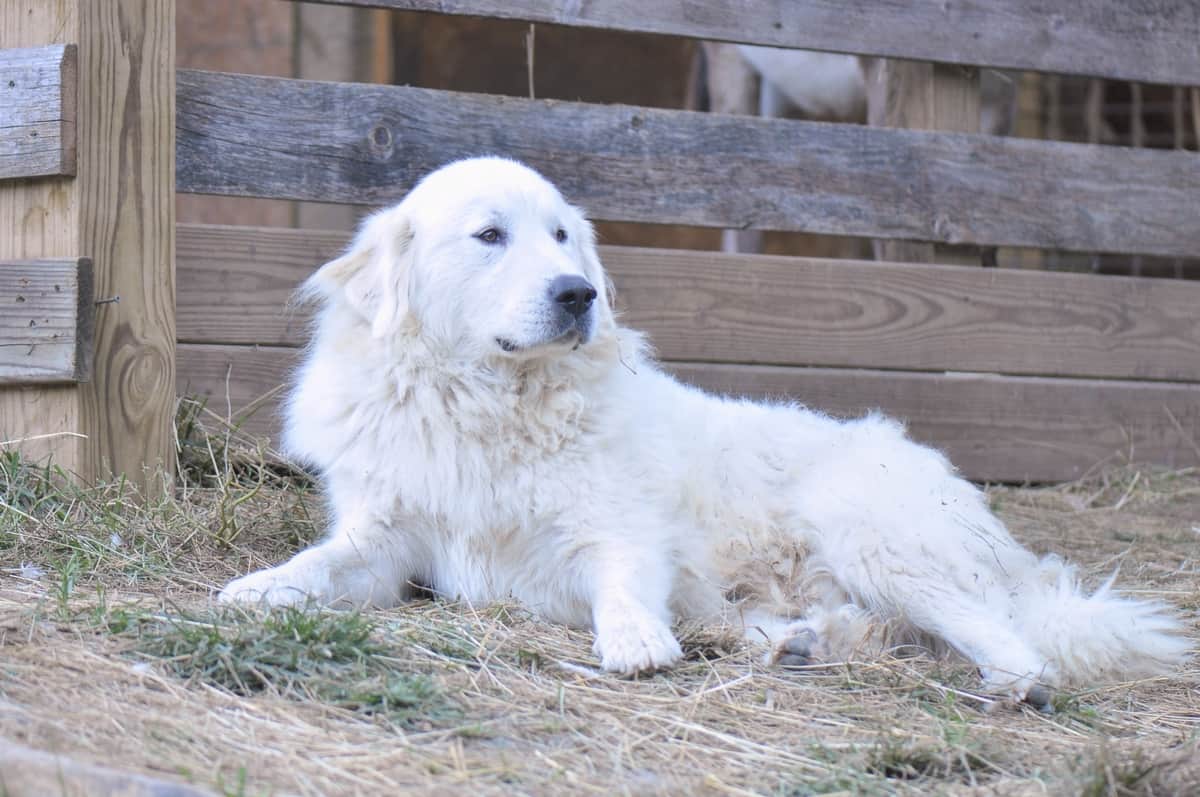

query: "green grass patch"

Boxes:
[115, 604, 456, 727]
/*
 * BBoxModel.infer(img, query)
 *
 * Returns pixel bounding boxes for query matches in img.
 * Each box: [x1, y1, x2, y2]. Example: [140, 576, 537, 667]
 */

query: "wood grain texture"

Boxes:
[176, 224, 1200, 382]
[0, 258, 93, 384]
[175, 0, 296, 229]
[866, 58, 981, 265]
[76, 0, 177, 486]
[0, 1, 85, 472]
[294, 1, 373, 233]
[0, 737, 211, 797]
[177, 224, 346, 347]
[0, 43, 77, 180]
[0, 1, 176, 487]
[308, 0, 1200, 86]
[176, 342, 1200, 484]
[176, 69, 1200, 258]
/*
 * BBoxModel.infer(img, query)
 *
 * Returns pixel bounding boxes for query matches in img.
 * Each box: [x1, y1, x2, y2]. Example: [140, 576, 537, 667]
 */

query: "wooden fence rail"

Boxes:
[308, 0, 1200, 86]
[176, 223, 1200, 484]
[176, 340, 1200, 485]
[177, 224, 1200, 382]
[177, 69, 1200, 258]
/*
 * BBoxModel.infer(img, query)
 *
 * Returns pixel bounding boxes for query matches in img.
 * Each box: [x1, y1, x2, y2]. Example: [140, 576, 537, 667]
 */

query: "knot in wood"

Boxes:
[367, 124, 395, 159]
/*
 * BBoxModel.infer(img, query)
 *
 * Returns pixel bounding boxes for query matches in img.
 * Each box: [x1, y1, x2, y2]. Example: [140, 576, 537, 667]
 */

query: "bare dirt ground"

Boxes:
[1, 433, 1197, 796]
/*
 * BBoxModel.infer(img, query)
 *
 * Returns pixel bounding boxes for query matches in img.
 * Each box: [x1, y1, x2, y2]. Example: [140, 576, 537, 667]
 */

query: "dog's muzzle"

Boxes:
[495, 275, 598, 354]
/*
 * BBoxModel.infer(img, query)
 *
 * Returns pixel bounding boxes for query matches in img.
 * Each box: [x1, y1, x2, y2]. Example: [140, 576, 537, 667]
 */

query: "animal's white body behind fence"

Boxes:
[221, 158, 1188, 703]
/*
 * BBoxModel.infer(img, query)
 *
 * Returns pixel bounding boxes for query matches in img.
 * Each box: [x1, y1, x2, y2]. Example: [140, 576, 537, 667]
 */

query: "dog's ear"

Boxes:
[300, 207, 415, 338]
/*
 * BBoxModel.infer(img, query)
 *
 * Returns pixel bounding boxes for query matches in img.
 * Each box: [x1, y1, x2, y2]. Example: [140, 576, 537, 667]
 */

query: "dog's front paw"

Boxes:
[218, 565, 324, 607]
[593, 611, 682, 675]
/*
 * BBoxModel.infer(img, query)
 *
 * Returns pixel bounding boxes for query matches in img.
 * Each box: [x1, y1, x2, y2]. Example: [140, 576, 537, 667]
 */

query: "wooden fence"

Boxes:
[3, 0, 1200, 487]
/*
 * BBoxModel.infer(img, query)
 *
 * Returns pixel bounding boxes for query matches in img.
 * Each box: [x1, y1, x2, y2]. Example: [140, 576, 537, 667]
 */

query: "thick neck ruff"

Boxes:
[311, 307, 642, 466]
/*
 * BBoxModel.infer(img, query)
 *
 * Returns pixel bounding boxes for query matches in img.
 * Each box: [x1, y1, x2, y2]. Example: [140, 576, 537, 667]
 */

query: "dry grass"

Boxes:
[1, 408, 1197, 796]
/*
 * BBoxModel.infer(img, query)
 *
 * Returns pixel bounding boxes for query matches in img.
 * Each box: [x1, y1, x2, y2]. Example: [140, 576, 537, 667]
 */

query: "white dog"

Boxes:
[221, 158, 1188, 704]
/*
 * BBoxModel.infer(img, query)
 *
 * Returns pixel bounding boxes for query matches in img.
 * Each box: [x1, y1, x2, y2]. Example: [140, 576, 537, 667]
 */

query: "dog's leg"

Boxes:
[219, 512, 420, 608]
[894, 590, 1054, 700]
[809, 536, 1057, 703]
[785, 414, 1060, 703]
[585, 544, 683, 675]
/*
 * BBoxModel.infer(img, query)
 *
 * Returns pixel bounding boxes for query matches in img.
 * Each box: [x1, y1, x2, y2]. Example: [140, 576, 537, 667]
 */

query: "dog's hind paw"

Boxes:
[1022, 684, 1055, 713]
[770, 627, 818, 669]
[978, 665, 1056, 710]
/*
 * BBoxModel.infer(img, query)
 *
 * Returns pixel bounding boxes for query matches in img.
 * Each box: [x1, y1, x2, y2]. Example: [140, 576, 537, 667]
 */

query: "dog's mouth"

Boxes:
[496, 327, 584, 354]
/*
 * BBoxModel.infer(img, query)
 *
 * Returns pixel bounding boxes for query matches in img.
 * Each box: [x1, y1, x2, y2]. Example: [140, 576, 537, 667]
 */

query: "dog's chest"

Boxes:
[379, 370, 594, 499]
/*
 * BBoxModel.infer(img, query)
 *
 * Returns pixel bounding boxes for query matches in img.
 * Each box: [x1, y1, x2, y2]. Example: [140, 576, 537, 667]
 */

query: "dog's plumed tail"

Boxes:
[1019, 558, 1191, 685]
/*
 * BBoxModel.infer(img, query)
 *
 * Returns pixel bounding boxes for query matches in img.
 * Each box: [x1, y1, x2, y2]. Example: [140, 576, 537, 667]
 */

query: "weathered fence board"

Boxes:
[309, 0, 1200, 86]
[177, 224, 1200, 382]
[176, 342, 1200, 483]
[865, 58, 981, 265]
[0, 43, 77, 180]
[177, 70, 1200, 258]
[0, 1, 176, 488]
[0, 258, 93, 384]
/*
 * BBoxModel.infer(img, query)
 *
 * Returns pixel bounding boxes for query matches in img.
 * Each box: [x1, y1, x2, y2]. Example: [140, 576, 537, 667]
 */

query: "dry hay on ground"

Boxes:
[0, 443, 1197, 796]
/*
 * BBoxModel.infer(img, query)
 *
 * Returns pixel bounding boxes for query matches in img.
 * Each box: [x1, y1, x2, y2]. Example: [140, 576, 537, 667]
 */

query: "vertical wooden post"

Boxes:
[0, 0, 176, 494]
[865, 59, 981, 265]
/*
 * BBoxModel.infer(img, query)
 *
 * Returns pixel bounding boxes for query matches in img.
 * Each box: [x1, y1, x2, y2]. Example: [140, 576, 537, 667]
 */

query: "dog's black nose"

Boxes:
[549, 275, 597, 319]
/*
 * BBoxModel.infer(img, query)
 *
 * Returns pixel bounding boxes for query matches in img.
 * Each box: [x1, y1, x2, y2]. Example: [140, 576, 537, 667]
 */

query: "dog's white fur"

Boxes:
[221, 158, 1188, 701]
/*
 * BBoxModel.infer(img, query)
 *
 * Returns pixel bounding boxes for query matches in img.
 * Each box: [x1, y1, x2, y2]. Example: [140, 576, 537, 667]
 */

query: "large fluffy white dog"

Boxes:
[221, 158, 1188, 704]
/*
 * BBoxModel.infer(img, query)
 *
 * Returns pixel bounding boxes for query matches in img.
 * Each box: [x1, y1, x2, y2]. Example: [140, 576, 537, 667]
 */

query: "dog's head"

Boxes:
[303, 157, 614, 360]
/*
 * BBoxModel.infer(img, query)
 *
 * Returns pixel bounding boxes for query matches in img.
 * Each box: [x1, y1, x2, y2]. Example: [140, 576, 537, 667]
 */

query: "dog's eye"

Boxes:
[555, 228, 568, 243]
[475, 227, 503, 244]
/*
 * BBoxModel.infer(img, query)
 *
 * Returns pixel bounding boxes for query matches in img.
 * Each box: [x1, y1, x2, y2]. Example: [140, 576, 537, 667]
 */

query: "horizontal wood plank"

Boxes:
[0, 43, 76, 180]
[176, 69, 1200, 258]
[177, 224, 1200, 382]
[310, 1, 1200, 86]
[0, 258, 93, 384]
[176, 342, 1200, 483]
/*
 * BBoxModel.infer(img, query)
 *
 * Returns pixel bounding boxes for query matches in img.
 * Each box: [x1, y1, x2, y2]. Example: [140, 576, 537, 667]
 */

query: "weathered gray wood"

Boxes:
[0, 258, 93, 384]
[176, 69, 1200, 258]
[175, 342, 1200, 483]
[866, 58, 982, 266]
[177, 224, 1200, 382]
[0, 43, 77, 179]
[309, 0, 1200, 86]
[177, 224, 347, 346]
